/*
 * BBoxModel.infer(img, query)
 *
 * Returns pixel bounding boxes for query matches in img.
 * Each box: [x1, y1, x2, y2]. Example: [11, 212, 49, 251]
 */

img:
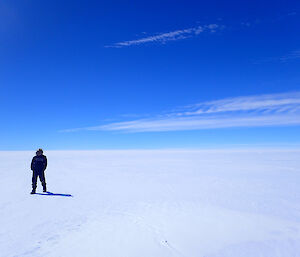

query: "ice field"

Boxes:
[1, 149, 300, 257]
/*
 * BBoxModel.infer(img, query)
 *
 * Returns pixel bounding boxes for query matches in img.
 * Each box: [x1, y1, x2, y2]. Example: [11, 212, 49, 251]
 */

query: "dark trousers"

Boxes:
[32, 170, 46, 189]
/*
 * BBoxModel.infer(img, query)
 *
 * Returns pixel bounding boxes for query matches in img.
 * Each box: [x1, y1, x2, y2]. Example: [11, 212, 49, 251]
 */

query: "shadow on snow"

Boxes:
[35, 192, 73, 197]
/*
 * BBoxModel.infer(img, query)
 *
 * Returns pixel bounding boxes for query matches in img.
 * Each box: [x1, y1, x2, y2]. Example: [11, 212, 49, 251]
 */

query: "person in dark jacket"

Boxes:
[30, 148, 47, 194]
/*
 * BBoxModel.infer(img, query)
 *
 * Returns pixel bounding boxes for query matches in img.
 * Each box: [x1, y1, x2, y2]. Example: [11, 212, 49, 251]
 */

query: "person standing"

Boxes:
[30, 148, 47, 194]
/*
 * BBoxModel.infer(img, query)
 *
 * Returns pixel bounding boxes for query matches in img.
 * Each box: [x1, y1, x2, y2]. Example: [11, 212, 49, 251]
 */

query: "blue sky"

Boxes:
[0, 0, 300, 150]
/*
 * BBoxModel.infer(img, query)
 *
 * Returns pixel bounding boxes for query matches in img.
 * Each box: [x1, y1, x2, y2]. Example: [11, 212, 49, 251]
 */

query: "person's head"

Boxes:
[36, 148, 43, 156]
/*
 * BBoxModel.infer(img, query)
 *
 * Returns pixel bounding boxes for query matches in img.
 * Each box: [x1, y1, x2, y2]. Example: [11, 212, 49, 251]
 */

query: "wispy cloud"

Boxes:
[260, 50, 300, 63]
[106, 24, 220, 48]
[277, 50, 300, 62]
[62, 92, 300, 133]
[173, 91, 300, 116]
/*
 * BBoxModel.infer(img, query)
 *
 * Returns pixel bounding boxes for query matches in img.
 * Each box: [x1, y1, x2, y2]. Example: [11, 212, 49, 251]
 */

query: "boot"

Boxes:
[31, 188, 36, 194]
[42, 183, 47, 192]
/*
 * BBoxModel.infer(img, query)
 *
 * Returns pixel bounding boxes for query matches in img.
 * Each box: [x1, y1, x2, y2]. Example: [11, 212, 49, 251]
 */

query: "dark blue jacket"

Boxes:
[31, 155, 47, 171]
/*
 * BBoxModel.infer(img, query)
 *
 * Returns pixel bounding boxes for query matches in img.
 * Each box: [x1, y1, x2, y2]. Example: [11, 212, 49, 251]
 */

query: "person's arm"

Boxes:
[44, 156, 47, 170]
[31, 157, 34, 171]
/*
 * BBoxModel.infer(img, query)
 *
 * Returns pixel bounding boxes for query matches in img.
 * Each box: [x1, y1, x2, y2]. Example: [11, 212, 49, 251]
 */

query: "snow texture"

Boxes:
[1, 149, 300, 257]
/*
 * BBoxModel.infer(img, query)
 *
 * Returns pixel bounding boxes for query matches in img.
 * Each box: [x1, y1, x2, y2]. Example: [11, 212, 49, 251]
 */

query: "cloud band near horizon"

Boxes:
[61, 91, 300, 133]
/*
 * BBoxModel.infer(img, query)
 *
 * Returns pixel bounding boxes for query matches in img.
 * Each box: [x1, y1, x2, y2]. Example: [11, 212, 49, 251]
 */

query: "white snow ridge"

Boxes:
[1, 149, 300, 257]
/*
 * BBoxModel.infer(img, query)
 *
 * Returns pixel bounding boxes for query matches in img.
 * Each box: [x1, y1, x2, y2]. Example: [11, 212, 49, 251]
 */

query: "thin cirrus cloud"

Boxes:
[260, 50, 300, 63]
[278, 50, 300, 62]
[106, 24, 220, 48]
[62, 91, 300, 133]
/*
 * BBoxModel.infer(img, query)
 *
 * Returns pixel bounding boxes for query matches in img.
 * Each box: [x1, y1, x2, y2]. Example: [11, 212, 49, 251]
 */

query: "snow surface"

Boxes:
[1, 149, 300, 257]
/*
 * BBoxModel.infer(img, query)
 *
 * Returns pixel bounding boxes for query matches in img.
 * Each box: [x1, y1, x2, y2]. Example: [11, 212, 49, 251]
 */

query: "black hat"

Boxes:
[36, 148, 43, 154]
